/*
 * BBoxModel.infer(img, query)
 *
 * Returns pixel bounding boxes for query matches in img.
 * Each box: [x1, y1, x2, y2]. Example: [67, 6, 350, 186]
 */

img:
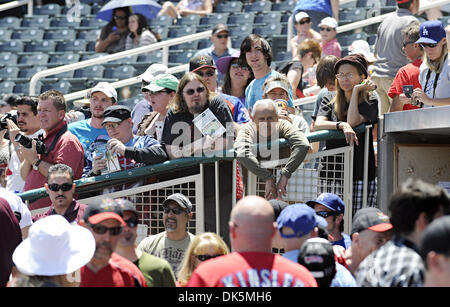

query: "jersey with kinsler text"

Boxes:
[187, 252, 318, 287]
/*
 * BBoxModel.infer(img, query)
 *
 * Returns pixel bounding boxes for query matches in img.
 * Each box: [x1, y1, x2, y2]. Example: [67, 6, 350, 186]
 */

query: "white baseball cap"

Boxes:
[348, 40, 376, 63]
[12, 215, 95, 276]
[89, 82, 118, 102]
[295, 11, 310, 23]
[319, 17, 338, 29]
[140, 63, 168, 83]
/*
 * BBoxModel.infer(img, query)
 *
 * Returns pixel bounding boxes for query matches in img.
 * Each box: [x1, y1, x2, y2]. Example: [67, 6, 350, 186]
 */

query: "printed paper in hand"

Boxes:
[192, 108, 226, 138]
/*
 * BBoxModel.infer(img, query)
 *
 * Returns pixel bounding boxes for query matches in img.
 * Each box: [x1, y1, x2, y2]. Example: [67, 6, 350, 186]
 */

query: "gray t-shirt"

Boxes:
[419, 55, 450, 107]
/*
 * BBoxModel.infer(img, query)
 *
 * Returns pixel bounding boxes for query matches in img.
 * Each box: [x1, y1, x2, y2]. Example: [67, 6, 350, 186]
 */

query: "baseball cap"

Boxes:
[189, 55, 216, 72]
[351, 207, 393, 236]
[319, 17, 338, 29]
[102, 105, 131, 125]
[13, 215, 95, 276]
[415, 20, 446, 44]
[215, 51, 240, 75]
[269, 199, 289, 221]
[277, 203, 328, 238]
[115, 198, 138, 217]
[89, 82, 118, 102]
[162, 193, 193, 213]
[420, 215, 450, 260]
[348, 40, 376, 63]
[297, 238, 336, 286]
[142, 73, 179, 92]
[306, 193, 345, 214]
[212, 23, 229, 35]
[140, 63, 168, 84]
[83, 198, 126, 226]
[263, 80, 290, 96]
[295, 11, 310, 23]
[334, 53, 369, 77]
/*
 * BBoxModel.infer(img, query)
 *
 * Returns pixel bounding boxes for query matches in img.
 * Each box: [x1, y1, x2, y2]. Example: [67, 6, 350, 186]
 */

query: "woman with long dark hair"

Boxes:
[95, 7, 131, 54]
[314, 54, 378, 216]
[125, 13, 161, 50]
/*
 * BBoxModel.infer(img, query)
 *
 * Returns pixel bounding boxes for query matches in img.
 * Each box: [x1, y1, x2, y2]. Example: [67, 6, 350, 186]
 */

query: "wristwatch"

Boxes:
[33, 159, 42, 171]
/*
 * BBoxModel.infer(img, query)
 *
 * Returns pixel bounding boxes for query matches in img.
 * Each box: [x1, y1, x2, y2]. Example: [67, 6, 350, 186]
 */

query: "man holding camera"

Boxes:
[20, 90, 84, 211]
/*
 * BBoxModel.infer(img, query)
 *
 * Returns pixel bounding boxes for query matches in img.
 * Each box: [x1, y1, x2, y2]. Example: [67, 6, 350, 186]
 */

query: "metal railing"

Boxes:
[0, 0, 32, 16]
[29, 30, 213, 96]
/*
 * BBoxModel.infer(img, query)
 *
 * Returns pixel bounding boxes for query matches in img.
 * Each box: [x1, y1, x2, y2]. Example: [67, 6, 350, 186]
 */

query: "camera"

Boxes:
[15, 133, 46, 155]
[0, 112, 18, 130]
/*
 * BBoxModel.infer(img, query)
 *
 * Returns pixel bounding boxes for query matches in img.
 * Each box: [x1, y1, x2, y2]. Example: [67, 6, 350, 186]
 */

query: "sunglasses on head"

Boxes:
[315, 211, 339, 218]
[163, 206, 186, 215]
[195, 254, 222, 261]
[195, 70, 215, 78]
[296, 19, 311, 25]
[89, 223, 123, 236]
[319, 27, 333, 32]
[124, 217, 138, 228]
[48, 183, 73, 192]
[420, 43, 438, 49]
[216, 34, 229, 39]
[183, 86, 206, 96]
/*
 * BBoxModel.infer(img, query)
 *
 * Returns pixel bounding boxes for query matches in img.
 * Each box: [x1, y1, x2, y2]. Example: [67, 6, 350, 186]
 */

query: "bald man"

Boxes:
[234, 99, 310, 200]
[187, 196, 317, 287]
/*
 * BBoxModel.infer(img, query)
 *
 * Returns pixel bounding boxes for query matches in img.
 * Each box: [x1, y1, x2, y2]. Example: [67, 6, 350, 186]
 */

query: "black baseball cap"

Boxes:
[189, 55, 216, 72]
[298, 238, 336, 287]
[102, 105, 131, 125]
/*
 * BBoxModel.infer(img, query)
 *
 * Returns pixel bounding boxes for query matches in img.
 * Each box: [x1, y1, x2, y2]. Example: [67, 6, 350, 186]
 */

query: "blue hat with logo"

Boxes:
[277, 203, 328, 238]
[415, 21, 446, 44]
[306, 193, 345, 214]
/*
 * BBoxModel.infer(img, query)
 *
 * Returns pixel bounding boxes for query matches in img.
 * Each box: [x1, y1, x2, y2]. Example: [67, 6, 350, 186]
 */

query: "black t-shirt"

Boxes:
[161, 95, 234, 148]
[316, 91, 378, 181]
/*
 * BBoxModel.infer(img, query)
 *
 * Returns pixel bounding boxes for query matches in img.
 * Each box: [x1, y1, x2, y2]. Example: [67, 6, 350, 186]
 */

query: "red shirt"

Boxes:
[32, 200, 87, 224]
[81, 253, 147, 287]
[24, 121, 84, 210]
[387, 58, 423, 110]
[187, 252, 318, 287]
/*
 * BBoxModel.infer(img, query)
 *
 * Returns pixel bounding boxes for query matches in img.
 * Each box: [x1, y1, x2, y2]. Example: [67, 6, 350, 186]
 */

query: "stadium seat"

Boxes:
[200, 13, 229, 25]
[339, 8, 367, 23]
[48, 53, 81, 66]
[253, 23, 282, 36]
[80, 18, 108, 28]
[215, 1, 243, 13]
[227, 12, 255, 25]
[34, 3, 62, 16]
[106, 55, 139, 65]
[153, 26, 169, 40]
[0, 29, 12, 40]
[0, 66, 19, 79]
[104, 65, 137, 79]
[168, 26, 196, 38]
[57, 40, 88, 52]
[44, 29, 77, 41]
[74, 64, 105, 79]
[149, 15, 174, 27]
[61, 3, 92, 16]
[77, 29, 101, 40]
[231, 35, 248, 49]
[0, 40, 24, 53]
[168, 50, 196, 66]
[338, 31, 369, 47]
[228, 24, 253, 38]
[0, 81, 15, 94]
[18, 53, 49, 66]
[0, 52, 17, 66]
[245, 1, 272, 13]
[26, 41, 56, 53]
[42, 79, 72, 94]
[272, 0, 296, 12]
[254, 12, 281, 25]
[197, 38, 210, 49]
[13, 81, 43, 95]
[12, 29, 45, 41]
[170, 41, 198, 51]
[51, 17, 80, 28]
[0, 17, 21, 29]
[21, 15, 51, 28]
[137, 51, 163, 63]
[80, 52, 108, 61]
[18, 66, 48, 79]
[176, 14, 201, 26]
[357, 0, 382, 8]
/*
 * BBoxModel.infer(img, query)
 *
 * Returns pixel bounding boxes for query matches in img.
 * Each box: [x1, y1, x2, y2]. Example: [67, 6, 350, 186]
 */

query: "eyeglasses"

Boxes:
[194, 70, 215, 78]
[296, 19, 311, 25]
[195, 254, 222, 261]
[336, 72, 356, 80]
[89, 223, 123, 236]
[124, 217, 138, 228]
[402, 41, 416, 47]
[163, 206, 186, 215]
[420, 43, 438, 49]
[104, 121, 122, 130]
[216, 34, 229, 39]
[142, 89, 170, 95]
[319, 27, 333, 32]
[114, 15, 127, 20]
[315, 211, 339, 218]
[48, 183, 73, 192]
[230, 63, 250, 71]
[183, 86, 206, 96]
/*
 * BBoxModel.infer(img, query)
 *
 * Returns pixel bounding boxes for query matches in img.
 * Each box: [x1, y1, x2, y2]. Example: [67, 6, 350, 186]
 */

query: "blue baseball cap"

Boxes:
[277, 203, 328, 238]
[415, 21, 446, 44]
[306, 193, 345, 214]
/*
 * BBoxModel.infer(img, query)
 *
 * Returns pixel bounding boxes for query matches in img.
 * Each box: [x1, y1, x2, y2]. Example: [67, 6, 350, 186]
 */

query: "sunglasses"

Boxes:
[216, 34, 229, 39]
[114, 15, 127, 20]
[195, 70, 215, 78]
[48, 183, 73, 192]
[420, 43, 438, 49]
[89, 223, 123, 236]
[315, 211, 339, 218]
[319, 27, 333, 32]
[124, 217, 138, 228]
[142, 89, 170, 95]
[230, 63, 250, 71]
[296, 19, 311, 25]
[183, 86, 206, 96]
[104, 121, 123, 130]
[195, 254, 222, 261]
[163, 206, 186, 215]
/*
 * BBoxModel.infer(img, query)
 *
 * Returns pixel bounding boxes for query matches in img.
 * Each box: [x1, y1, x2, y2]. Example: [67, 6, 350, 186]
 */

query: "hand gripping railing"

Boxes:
[29, 30, 213, 96]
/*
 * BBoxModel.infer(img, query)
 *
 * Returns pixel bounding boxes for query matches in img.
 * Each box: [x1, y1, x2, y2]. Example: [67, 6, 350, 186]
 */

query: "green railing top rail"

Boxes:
[18, 124, 366, 202]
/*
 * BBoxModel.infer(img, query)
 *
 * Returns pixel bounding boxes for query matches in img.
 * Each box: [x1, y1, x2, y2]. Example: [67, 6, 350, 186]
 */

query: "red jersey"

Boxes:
[387, 58, 423, 111]
[187, 252, 317, 287]
[81, 252, 147, 287]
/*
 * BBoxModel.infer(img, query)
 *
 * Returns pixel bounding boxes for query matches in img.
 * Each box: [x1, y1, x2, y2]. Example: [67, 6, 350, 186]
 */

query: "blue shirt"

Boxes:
[220, 93, 250, 124]
[331, 233, 352, 250]
[293, 0, 332, 16]
[245, 70, 294, 110]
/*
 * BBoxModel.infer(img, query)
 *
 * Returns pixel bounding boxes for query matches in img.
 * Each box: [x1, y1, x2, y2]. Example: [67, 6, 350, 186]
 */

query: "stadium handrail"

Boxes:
[0, 0, 32, 16]
[29, 30, 213, 96]
[18, 124, 366, 203]
[287, 0, 449, 52]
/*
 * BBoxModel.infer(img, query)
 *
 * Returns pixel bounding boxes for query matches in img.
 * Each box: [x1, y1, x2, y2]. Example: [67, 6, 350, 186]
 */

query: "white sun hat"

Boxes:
[12, 215, 95, 276]
[348, 40, 377, 63]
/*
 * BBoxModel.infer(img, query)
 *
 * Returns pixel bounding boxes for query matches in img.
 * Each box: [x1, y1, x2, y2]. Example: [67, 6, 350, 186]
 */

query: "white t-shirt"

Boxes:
[0, 187, 32, 229]
[419, 55, 450, 108]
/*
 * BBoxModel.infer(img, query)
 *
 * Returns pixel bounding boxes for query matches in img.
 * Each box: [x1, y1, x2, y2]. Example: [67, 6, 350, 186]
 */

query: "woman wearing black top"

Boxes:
[314, 54, 378, 216]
